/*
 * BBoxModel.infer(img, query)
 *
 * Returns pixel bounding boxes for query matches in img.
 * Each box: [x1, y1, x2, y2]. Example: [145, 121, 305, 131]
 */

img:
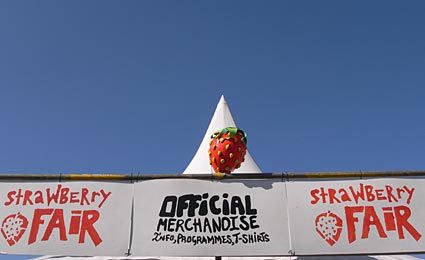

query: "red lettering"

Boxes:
[34, 190, 44, 204]
[375, 189, 386, 201]
[310, 189, 320, 204]
[396, 188, 405, 201]
[394, 206, 422, 241]
[47, 185, 61, 206]
[60, 187, 69, 204]
[79, 210, 102, 246]
[328, 189, 341, 204]
[319, 187, 328, 203]
[42, 209, 67, 242]
[28, 208, 103, 246]
[16, 189, 23, 205]
[383, 207, 396, 231]
[4, 191, 16, 206]
[29, 208, 54, 245]
[339, 188, 352, 202]
[365, 185, 375, 202]
[23, 190, 34, 206]
[385, 185, 398, 203]
[345, 206, 363, 243]
[91, 191, 100, 204]
[70, 192, 80, 203]
[362, 206, 386, 239]
[307, 185, 414, 206]
[98, 190, 111, 208]
[345, 205, 421, 244]
[69, 211, 82, 234]
[404, 186, 415, 204]
[80, 188, 90, 206]
[349, 185, 365, 204]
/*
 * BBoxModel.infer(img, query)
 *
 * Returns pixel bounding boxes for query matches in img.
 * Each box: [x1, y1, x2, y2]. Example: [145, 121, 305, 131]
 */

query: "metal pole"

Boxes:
[0, 170, 424, 181]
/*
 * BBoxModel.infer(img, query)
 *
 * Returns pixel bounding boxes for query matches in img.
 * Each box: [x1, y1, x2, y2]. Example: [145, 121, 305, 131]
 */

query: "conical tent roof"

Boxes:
[184, 95, 261, 174]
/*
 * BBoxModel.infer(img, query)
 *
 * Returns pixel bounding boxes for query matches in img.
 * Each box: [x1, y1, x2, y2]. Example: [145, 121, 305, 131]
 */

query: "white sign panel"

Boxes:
[0, 182, 133, 256]
[287, 178, 425, 255]
[132, 179, 290, 256]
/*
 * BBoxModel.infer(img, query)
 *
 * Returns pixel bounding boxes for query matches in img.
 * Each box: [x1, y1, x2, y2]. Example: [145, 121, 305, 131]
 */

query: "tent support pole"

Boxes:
[1, 171, 425, 181]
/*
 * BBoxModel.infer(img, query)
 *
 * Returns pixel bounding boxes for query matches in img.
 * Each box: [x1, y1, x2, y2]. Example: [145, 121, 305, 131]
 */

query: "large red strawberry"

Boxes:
[208, 127, 247, 176]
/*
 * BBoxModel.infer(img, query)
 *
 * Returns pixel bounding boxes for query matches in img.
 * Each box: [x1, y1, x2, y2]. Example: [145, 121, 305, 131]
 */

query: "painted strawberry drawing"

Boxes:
[315, 211, 343, 246]
[208, 127, 247, 178]
[1, 212, 28, 246]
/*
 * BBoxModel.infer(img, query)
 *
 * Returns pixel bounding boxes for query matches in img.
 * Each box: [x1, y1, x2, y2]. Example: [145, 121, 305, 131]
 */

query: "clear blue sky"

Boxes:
[1, 1, 425, 259]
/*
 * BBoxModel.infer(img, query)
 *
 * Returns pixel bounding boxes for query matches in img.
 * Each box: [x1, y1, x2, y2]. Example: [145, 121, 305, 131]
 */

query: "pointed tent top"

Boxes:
[183, 96, 261, 174]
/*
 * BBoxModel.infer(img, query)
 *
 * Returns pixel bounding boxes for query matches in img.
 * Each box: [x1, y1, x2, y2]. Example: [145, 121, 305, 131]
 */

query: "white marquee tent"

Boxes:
[33, 96, 421, 260]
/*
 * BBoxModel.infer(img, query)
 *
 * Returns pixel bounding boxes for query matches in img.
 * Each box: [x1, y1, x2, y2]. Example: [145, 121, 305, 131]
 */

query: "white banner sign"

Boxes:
[0, 182, 133, 256]
[287, 178, 425, 255]
[1, 177, 425, 256]
[132, 179, 290, 256]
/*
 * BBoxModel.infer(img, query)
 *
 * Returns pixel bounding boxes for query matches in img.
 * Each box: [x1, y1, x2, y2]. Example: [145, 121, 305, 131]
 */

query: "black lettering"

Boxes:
[242, 234, 248, 243]
[261, 232, 270, 242]
[159, 196, 177, 217]
[167, 218, 176, 232]
[192, 218, 202, 232]
[212, 216, 221, 232]
[263, 232, 270, 242]
[199, 193, 209, 215]
[210, 195, 221, 215]
[231, 196, 245, 215]
[230, 216, 239, 231]
[222, 217, 231, 231]
[226, 235, 232, 244]
[249, 215, 260, 229]
[177, 233, 186, 243]
[175, 219, 185, 232]
[156, 218, 168, 231]
[207, 235, 214, 243]
[203, 217, 212, 233]
[239, 215, 250, 231]
[214, 235, 222, 244]
[245, 196, 257, 215]
[188, 194, 202, 217]
[222, 193, 230, 215]
[233, 232, 240, 244]
[152, 232, 161, 241]
[177, 195, 191, 217]
[184, 218, 193, 231]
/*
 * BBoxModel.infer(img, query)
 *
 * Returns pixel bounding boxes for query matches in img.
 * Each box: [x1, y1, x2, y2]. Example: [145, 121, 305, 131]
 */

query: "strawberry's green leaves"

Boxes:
[226, 127, 238, 138]
[211, 127, 247, 144]
[240, 130, 247, 145]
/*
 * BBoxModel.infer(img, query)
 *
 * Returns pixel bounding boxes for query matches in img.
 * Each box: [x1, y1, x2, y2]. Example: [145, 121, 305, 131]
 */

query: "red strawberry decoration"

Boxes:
[208, 127, 247, 178]
[315, 211, 343, 246]
[1, 212, 28, 246]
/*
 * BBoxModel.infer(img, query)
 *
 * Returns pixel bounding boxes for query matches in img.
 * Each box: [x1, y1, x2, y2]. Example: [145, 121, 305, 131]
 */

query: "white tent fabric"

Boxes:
[32, 96, 420, 260]
[183, 95, 261, 174]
